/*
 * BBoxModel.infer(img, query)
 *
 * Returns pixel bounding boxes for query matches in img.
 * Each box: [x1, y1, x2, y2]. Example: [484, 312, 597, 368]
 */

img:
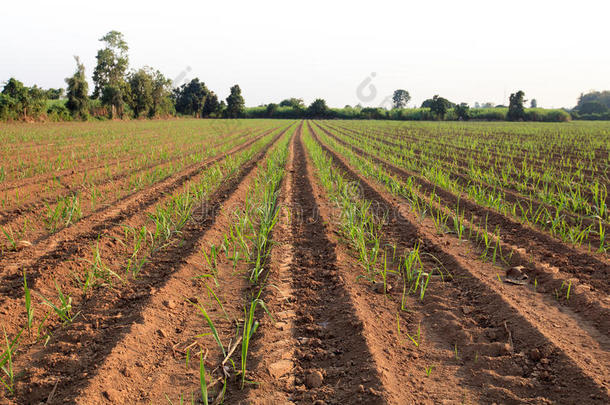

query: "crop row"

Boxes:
[317, 122, 608, 251]
[0, 125, 289, 400]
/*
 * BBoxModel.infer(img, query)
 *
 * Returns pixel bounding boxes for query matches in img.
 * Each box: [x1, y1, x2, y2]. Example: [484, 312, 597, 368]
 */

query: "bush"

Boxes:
[469, 108, 507, 121]
[525, 108, 571, 122]
[47, 103, 72, 122]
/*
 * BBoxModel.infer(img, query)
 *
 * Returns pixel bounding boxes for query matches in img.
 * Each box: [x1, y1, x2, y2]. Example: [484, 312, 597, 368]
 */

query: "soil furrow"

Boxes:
[0, 127, 280, 289]
[0, 127, 253, 228]
[251, 125, 389, 404]
[309, 122, 610, 404]
[315, 122, 610, 293]
[324, 122, 610, 239]
[5, 124, 289, 405]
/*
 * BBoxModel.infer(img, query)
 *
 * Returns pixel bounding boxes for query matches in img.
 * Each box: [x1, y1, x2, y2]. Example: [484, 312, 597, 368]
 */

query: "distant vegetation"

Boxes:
[571, 91, 610, 120]
[0, 31, 244, 122]
[0, 30, 603, 123]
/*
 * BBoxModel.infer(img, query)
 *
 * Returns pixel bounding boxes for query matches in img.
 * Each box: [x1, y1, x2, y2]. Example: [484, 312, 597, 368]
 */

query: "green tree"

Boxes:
[92, 31, 129, 98]
[392, 89, 411, 109]
[279, 97, 304, 108]
[576, 91, 610, 110]
[65, 56, 89, 119]
[150, 69, 174, 117]
[127, 68, 154, 118]
[578, 101, 609, 115]
[454, 102, 470, 120]
[361, 107, 385, 119]
[307, 98, 329, 118]
[173, 78, 208, 116]
[1, 78, 45, 119]
[92, 31, 130, 118]
[202, 91, 220, 117]
[530, 98, 537, 108]
[507, 90, 526, 121]
[101, 84, 126, 118]
[429, 95, 451, 119]
[225, 85, 245, 118]
[266, 103, 278, 117]
[45, 88, 64, 99]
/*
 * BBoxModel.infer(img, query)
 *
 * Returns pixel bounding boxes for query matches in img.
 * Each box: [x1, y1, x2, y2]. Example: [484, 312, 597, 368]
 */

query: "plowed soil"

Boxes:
[1, 120, 608, 405]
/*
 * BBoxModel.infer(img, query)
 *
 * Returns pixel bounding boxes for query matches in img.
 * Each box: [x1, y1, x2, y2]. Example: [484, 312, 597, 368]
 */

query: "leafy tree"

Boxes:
[218, 100, 227, 116]
[65, 56, 89, 119]
[101, 84, 126, 118]
[578, 101, 609, 115]
[361, 107, 385, 119]
[429, 95, 451, 119]
[173, 78, 208, 116]
[0, 78, 45, 119]
[530, 98, 537, 108]
[1, 78, 28, 119]
[279, 97, 304, 108]
[481, 102, 494, 108]
[45, 88, 64, 99]
[225, 85, 245, 118]
[202, 91, 220, 117]
[92, 31, 129, 98]
[92, 31, 130, 118]
[150, 70, 174, 117]
[126, 67, 173, 118]
[47, 103, 71, 121]
[127, 68, 154, 118]
[507, 90, 526, 121]
[307, 98, 329, 118]
[266, 103, 278, 117]
[576, 91, 610, 110]
[454, 103, 470, 120]
[392, 89, 411, 109]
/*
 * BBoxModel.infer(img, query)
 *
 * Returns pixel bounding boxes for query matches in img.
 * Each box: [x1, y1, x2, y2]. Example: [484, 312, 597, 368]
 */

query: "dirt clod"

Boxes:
[16, 240, 33, 250]
[529, 348, 542, 362]
[305, 370, 324, 388]
[505, 266, 529, 285]
[372, 282, 391, 293]
[102, 388, 120, 402]
[268, 360, 294, 379]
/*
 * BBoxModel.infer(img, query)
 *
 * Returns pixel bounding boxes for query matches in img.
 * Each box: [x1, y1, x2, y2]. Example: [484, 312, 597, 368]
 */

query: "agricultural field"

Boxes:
[0, 118, 608, 404]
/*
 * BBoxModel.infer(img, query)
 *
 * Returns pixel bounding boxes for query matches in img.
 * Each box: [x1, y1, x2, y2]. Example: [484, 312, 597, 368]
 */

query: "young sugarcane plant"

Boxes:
[0, 328, 22, 395]
[23, 271, 34, 335]
[240, 293, 273, 388]
[38, 281, 78, 324]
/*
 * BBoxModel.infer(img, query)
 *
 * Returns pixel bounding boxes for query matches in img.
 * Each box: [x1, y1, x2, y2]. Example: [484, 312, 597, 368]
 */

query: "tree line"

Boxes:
[246, 90, 570, 122]
[0, 31, 245, 121]
[0, 31, 602, 123]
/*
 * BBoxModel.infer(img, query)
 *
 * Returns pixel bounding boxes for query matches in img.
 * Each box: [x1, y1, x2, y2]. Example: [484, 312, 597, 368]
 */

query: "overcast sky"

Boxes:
[2, 0, 609, 109]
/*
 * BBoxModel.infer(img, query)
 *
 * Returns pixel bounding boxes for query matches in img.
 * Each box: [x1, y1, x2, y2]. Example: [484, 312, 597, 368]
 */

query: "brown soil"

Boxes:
[3, 124, 291, 404]
[1, 120, 608, 405]
[307, 122, 609, 403]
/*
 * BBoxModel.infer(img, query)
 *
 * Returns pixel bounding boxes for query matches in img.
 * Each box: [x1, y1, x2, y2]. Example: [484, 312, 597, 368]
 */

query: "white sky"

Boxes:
[1, 0, 609, 109]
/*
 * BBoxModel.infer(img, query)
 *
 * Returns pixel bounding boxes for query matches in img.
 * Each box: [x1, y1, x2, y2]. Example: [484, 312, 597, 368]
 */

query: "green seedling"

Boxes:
[189, 300, 226, 358]
[199, 351, 209, 405]
[397, 313, 420, 348]
[38, 281, 78, 324]
[241, 296, 273, 387]
[425, 365, 435, 377]
[23, 271, 34, 334]
[1, 227, 17, 251]
[0, 328, 22, 394]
